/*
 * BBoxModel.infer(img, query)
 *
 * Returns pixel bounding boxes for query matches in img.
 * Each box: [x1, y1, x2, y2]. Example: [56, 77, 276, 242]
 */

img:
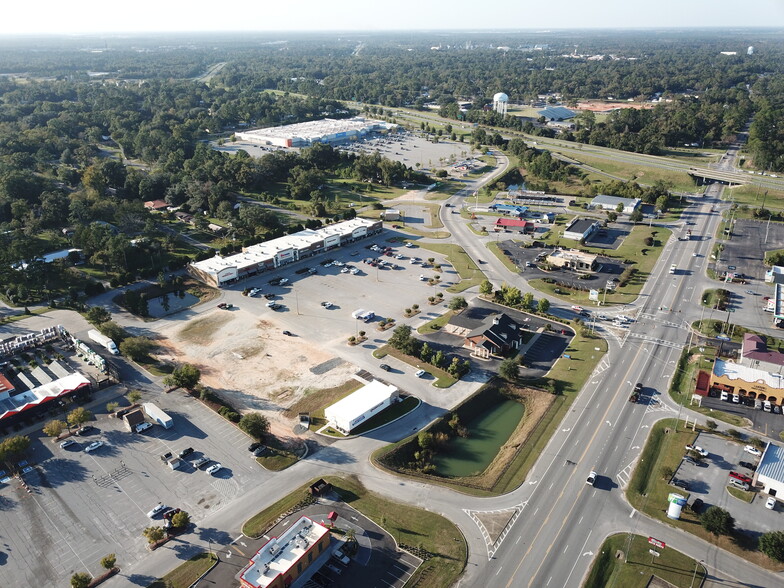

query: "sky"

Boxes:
[1, 0, 783, 35]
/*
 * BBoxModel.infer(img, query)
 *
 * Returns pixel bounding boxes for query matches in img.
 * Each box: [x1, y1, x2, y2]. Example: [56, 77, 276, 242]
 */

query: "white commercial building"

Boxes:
[324, 380, 399, 434]
[590, 194, 641, 215]
[188, 217, 382, 288]
[755, 442, 784, 499]
[235, 117, 397, 148]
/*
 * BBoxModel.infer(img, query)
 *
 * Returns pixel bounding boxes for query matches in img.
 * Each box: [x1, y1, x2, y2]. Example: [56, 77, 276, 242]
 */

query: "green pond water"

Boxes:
[432, 399, 525, 478]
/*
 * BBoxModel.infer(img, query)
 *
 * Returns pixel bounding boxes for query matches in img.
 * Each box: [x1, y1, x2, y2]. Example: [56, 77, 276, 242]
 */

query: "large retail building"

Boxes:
[188, 218, 382, 288]
[235, 117, 397, 148]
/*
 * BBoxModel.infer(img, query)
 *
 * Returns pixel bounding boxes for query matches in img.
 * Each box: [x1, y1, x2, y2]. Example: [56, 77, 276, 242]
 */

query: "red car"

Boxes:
[729, 471, 753, 485]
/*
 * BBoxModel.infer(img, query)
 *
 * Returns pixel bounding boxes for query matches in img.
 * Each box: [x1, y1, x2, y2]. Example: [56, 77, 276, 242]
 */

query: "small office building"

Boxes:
[755, 443, 784, 498]
[546, 249, 598, 272]
[239, 516, 331, 588]
[563, 218, 601, 242]
[589, 194, 641, 215]
[324, 380, 399, 435]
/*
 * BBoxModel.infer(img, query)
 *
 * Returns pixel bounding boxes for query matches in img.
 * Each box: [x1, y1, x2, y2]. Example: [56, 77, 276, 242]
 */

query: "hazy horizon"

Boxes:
[2, 0, 783, 36]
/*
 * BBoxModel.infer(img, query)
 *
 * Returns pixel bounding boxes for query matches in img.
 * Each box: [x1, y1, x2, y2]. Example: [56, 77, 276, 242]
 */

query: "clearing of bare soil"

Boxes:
[154, 308, 357, 430]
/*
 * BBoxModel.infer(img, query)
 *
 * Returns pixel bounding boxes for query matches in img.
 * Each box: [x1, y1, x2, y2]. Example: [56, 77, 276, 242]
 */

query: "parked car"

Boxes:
[282, 330, 293, 336]
[249, 288, 262, 297]
[766, 496, 777, 510]
[739, 460, 757, 471]
[147, 503, 166, 518]
[135, 422, 153, 433]
[379, 363, 391, 371]
[192, 457, 210, 469]
[59, 439, 76, 449]
[252, 446, 266, 457]
[744, 445, 762, 456]
[415, 369, 426, 378]
[672, 479, 689, 490]
[321, 301, 333, 308]
[206, 463, 223, 475]
[691, 498, 704, 514]
[84, 441, 104, 453]
[76, 425, 96, 436]
[248, 442, 261, 452]
[178, 447, 194, 459]
[683, 456, 698, 466]
[730, 471, 753, 485]
[685, 444, 708, 457]
[266, 300, 278, 308]
[264, 293, 275, 300]
[162, 507, 181, 520]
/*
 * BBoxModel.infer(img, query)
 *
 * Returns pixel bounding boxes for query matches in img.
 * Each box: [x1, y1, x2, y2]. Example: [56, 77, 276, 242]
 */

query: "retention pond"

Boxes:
[432, 398, 525, 478]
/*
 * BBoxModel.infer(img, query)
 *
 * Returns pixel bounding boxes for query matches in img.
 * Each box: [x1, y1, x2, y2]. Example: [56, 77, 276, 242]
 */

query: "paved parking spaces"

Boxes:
[380, 552, 421, 588]
[701, 395, 784, 440]
[672, 433, 782, 534]
[0, 390, 268, 585]
[242, 244, 453, 340]
[718, 219, 784, 282]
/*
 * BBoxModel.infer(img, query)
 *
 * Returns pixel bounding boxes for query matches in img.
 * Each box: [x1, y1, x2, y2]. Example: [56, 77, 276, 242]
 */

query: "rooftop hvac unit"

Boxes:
[262, 563, 270, 574]
[269, 542, 280, 556]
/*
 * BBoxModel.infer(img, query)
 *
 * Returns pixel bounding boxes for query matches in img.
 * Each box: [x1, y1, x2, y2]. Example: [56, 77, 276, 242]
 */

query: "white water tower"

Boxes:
[747, 46, 754, 55]
[493, 92, 509, 116]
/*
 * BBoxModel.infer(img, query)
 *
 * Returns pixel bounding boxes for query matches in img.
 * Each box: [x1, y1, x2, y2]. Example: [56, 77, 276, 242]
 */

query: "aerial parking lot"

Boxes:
[671, 432, 781, 535]
[0, 391, 268, 586]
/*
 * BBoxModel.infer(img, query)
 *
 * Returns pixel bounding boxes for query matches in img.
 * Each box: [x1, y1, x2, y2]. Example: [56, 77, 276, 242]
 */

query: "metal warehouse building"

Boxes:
[235, 117, 397, 148]
[324, 380, 399, 435]
[756, 442, 784, 499]
[188, 218, 382, 288]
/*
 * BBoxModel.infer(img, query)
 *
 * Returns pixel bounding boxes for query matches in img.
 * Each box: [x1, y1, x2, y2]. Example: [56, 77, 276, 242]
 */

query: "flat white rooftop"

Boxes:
[236, 117, 394, 142]
[325, 379, 398, 425]
[240, 516, 329, 588]
[714, 359, 784, 390]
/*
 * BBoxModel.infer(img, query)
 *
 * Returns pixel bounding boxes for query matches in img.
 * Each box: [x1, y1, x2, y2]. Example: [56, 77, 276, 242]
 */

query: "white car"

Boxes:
[266, 300, 277, 308]
[321, 301, 333, 308]
[744, 445, 762, 456]
[766, 496, 777, 510]
[206, 463, 223, 475]
[278, 278, 289, 284]
[415, 369, 426, 378]
[350, 268, 360, 275]
[135, 422, 153, 433]
[341, 267, 350, 273]
[59, 438, 76, 449]
[685, 444, 708, 457]
[405, 243, 413, 248]
[147, 503, 166, 518]
[84, 441, 104, 453]
[395, 254, 404, 259]
[249, 287, 262, 297]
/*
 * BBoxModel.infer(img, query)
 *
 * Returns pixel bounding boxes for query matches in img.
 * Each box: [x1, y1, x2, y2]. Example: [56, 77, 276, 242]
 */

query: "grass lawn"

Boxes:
[147, 552, 217, 588]
[627, 418, 780, 571]
[350, 396, 420, 435]
[242, 479, 318, 538]
[373, 344, 457, 388]
[418, 309, 454, 334]
[727, 485, 755, 503]
[398, 227, 451, 239]
[324, 475, 466, 588]
[0, 307, 53, 326]
[412, 242, 486, 292]
[282, 380, 364, 432]
[725, 183, 784, 209]
[669, 344, 748, 428]
[257, 442, 300, 471]
[585, 533, 706, 588]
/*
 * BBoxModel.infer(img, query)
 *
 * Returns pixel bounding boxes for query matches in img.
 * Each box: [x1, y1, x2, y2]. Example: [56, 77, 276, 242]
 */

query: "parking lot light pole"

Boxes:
[690, 559, 704, 588]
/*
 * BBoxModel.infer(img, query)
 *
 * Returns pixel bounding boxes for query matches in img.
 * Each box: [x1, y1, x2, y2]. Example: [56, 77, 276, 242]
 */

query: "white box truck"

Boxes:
[143, 402, 173, 429]
[87, 329, 119, 355]
[669, 264, 677, 274]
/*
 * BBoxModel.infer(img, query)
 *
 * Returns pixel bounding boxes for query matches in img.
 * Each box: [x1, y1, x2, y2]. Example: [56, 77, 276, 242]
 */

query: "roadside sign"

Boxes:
[589, 289, 599, 301]
[648, 537, 666, 549]
[648, 549, 661, 557]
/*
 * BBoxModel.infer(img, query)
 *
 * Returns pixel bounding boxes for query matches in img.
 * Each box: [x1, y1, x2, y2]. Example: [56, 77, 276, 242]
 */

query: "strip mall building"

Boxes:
[188, 218, 382, 288]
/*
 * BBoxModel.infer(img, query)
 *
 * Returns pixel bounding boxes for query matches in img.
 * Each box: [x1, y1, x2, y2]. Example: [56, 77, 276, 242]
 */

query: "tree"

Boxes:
[163, 364, 201, 390]
[701, 506, 735, 536]
[171, 510, 191, 529]
[43, 420, 66, 438]
[417, 431, 434, 450]
[100, 553, 117, 570]
[239, 413, 270, 440]
[629, 209, 643, 223]
[538, 298, 551, 313]
[0, 435, 31, 465]
[86, 306, 111, 325]
[522, 292, 534, 310]
[70, 572, 92, 588]
[119, 337, 156, 361]
[431, 350, 445, 368]
[448, 296, 467, 311]
[143, 526, 166, 544]
[661, 465, 674, 480]
[705, 420, 718, 432]
[420, 342, 433, 363]
[127, 390, 143, 404]
[480, 280, 493, 295]
[499, 357, 520, 381]
[388, 325, 418, 355]
[67, 407, 92, 430]
[759, 530, 784, 562]
[106, 402, 119, 413]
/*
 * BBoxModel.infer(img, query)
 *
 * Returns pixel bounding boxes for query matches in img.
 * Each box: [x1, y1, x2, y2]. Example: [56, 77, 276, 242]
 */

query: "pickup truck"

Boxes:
[586, 471, 597, 486]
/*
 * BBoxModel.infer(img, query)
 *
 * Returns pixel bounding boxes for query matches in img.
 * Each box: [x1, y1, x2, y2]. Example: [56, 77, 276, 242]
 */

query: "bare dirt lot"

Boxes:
[153, 308, 357, 430]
